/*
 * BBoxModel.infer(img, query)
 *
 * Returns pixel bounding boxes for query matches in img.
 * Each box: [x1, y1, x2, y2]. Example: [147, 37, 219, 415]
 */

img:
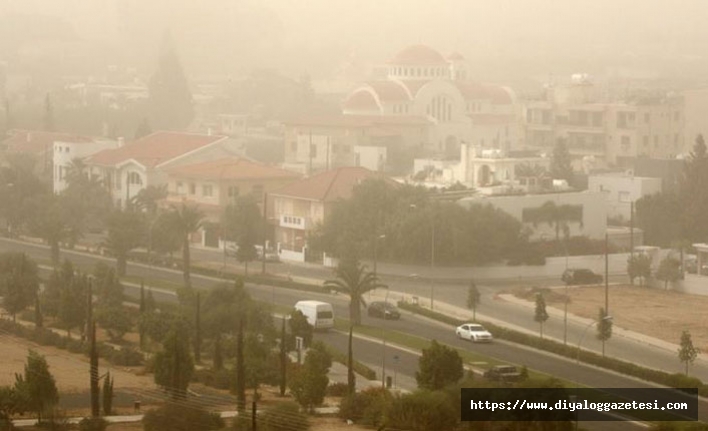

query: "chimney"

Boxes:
[207, 127, 213, 136]
[26, 132, 32, 143]
[117, 137, 124, 147]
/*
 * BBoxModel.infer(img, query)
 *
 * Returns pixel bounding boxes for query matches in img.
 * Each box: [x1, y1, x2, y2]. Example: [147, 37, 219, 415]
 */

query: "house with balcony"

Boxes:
[269, 166, 391, 262]
[85, 131, 240, 208]
[163, 157, 301, 248]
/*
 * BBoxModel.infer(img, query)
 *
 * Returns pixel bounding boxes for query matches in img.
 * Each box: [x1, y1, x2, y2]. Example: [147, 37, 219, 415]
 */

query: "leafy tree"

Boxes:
[58, 270, 88, 337]
[61, 158, 113, 240]
[596, 307, 613, 357]
[656, 256, 681, 290]
[678, 330, 700, 376]
[149, 210, 182, 259]
[466, 281, 481, 321]
[416, 340, 463, 390]
[103, 209, 146, 276]
[0, 386, 25, 428]
[102, 371, 113, 416]
[534, 292, 550, 339]
[14, 350, 58, 421]
[323, 257, 384, 325]
[26, 193, 72, 265]
[95, 306, 132, 342]
[0, 252, 39, 322]
[680, 135, 708, 243]
[142, 404, 223, 431]
[164, 203, 203, 288]
[0, 154, 47, 237]
[222, 195, 262, 275]
[41, 259, 75, 318]
[289, 341, 332, 413]
[628, 254, 652, 286]
[635, 193, 682, 247]
[153, 321, 194, 399]
[289, 309, 313, 349]
[131, 184, 167, 216]
[550, 138, 574, 184]
[92, 263, 124, 307]
[147, 32, 194, 131]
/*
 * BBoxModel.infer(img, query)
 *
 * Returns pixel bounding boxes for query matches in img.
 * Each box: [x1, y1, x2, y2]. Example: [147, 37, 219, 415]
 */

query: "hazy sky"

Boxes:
[1, 0, 708, 84]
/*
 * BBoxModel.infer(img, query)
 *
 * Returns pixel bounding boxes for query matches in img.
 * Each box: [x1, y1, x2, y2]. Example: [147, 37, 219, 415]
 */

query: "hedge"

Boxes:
[397, 302, 708, 397]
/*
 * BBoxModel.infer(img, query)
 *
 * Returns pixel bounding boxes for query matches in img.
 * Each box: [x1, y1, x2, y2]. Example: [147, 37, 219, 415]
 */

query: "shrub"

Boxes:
[338, 387, 392, 427]
[78, 417, 108, 431]
[143, 404, 224, 431]
[326, 382, 349, 397]
[111, 347, 144, 366]
[386, 390, 457, 431]
[257, 401, 309, 431]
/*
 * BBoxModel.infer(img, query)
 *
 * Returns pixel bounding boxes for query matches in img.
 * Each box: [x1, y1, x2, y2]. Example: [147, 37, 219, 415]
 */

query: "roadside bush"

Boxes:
[257, 401, 309, 431]
[142, 404, 224, 431]
[386, 390, 457, 431]
[338, 387, 392, 427]
[326, 382, 349, 397]
[78, 417, 108, 431]
[111, 347, 144, 366]
[193, 368, 232, 390]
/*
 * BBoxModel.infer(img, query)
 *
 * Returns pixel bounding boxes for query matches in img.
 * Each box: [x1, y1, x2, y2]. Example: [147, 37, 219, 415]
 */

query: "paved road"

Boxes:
[3, 240, 708, 420]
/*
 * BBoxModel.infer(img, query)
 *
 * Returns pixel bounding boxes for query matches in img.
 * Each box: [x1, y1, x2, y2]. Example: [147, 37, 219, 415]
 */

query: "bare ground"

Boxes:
[513, 284, 708, 351]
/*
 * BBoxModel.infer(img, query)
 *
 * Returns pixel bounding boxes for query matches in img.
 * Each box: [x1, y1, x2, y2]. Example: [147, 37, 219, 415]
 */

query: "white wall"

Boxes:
[587, 174, 662, 221]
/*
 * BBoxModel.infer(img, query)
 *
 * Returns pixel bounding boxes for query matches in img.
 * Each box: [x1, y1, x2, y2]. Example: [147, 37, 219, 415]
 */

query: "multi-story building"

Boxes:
[86, 131, 240, 208]
[341, 45, 520, 158]
[269, 166, 391, 262]
[587, 173, 662, 222]
[523, 75, 685, 165]
[163, 157, 301, 248]
[53, 137, 119, 194]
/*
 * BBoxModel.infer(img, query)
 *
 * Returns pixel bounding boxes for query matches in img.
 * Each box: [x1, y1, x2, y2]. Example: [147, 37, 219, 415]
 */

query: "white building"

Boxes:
[458, 191, 608, 241]
[587, 173, 662, 221]
[53, 137, 119, 194]
[342, 45, 521, 157]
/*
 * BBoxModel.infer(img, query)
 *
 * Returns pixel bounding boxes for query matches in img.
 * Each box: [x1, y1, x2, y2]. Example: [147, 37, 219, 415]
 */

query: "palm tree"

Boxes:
[131, 184, 168, 215]
[167, 203, 204, 288]
[324, 257, 384, 325]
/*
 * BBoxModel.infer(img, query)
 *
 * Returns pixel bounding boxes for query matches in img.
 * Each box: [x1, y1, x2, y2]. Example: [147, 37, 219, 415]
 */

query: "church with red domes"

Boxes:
[342, 45, 521, 157]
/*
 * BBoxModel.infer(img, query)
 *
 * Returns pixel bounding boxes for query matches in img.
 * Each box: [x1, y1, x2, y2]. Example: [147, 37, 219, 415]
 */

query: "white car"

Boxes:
[456, 323, 493, 343]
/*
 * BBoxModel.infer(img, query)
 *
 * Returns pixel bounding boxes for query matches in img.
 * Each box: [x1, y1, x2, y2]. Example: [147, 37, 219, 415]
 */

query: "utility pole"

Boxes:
[90, 320, 99, 418]
[262, 192, 268, 275]
[605, 233, 609, 314]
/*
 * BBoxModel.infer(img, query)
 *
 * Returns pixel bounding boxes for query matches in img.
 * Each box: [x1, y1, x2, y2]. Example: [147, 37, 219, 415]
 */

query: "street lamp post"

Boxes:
[381, 286, 390, 389]
[576, 315, 613, 364]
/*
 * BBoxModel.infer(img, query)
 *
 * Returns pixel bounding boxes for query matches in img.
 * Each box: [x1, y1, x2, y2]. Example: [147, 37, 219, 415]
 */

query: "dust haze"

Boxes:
[2, 0, 708, 84]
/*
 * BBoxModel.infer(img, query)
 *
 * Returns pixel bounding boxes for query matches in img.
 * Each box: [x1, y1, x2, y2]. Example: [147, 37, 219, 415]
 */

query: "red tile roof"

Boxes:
[365, 81, 411, 102]
[87, 131, 226, 169]
[284, 114, 431, 128]
[270, 166, 394, 202]
[342, 90, 381, 111]
[165, 157, 301, 181]
[455, 82, 514, 104]
[2, 130, 94, 155]
[389, 45, 448, 65]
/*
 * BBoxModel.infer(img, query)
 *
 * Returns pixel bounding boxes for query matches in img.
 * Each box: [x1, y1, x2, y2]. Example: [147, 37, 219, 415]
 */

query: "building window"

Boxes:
[176, 182, 184, 194]
[202, 184, 213, 197]
[643, 136, 649, 147]
[619, 191, 631, 203]
[310, 144, 317, 158]
[228, 186, 240, 198]
[291, 141, 297, 152]
[189, 183, 196, 195]
[644, 113, 650, 123]
[128, 172, 142, 185]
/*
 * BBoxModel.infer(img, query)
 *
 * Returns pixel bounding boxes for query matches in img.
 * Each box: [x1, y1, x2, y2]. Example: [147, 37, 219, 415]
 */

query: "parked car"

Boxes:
[367, 301, 401, 320]
[561, 268, 603, 285]
[455, 323, 493, 343]
[484, 365, 522, 382]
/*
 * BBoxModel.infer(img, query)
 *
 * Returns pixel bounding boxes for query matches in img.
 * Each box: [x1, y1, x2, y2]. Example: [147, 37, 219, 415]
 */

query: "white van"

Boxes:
[294, 300, 335, 330]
